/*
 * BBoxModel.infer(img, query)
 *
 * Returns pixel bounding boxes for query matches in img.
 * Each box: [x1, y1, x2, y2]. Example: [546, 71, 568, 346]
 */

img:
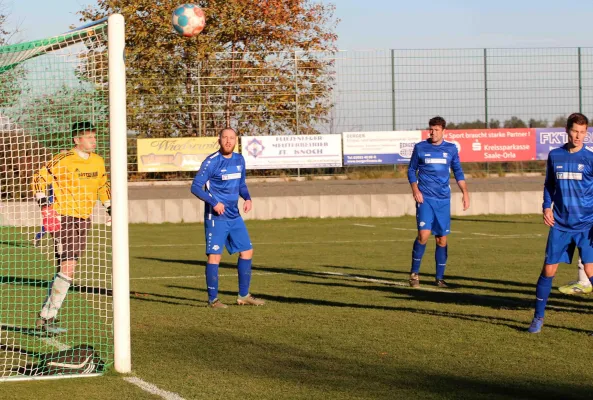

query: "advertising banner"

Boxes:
[342, 131, 422, 165]
[535, 128, 593, 160]
[241, 135, 342, 169]
[421, 128, 536, 162]
[137, 137, 236, 172]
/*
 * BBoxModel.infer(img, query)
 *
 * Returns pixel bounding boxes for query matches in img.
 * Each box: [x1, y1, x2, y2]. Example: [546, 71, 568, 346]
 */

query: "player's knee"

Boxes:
[435, 236, 447, 247]
[240, 249, 253, 259]
[207, 254, 222, 264]
[417, 233, 430, 244]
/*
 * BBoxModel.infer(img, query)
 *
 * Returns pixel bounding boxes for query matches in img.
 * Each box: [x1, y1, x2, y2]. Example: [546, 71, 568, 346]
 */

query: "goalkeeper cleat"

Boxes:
[208, 299, 228, 309]
[435, 279, 449, 288]
[409, 273, 420, 288]
[35, 317, 67, 335]
[236, 294, 265, 306]
[528, 317, 544, 334]
[558, 281, 592, 295]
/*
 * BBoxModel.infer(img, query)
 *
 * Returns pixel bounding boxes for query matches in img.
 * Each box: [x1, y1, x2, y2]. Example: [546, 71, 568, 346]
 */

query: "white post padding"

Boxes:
[108, 13, 131, 374]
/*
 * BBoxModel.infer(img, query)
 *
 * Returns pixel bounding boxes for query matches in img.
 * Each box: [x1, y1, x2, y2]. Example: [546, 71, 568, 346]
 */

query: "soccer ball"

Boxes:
[172, 4, 206, 37]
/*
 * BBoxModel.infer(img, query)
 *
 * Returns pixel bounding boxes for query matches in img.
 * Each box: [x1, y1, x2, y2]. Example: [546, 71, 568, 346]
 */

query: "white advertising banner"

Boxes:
[342, 131, 422, 165]
[241, 135, 343, 169]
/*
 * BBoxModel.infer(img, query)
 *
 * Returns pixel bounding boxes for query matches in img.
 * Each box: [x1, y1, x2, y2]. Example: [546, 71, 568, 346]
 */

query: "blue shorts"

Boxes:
[545, 227, 593, 264]
[204, 218, 252, 255]
[416, 197, 451, 236]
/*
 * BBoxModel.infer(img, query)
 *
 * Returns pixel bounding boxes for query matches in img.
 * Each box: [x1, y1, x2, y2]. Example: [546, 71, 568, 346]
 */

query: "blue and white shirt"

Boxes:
[543, 145, 593, 232]
[407, 140, 465, 200]
[191, 152, 250, 221]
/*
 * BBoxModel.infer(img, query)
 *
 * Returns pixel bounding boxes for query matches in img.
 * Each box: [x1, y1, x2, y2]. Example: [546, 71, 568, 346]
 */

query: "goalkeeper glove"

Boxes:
[106, 206, 112, 227]
[40, 206, 61, 233]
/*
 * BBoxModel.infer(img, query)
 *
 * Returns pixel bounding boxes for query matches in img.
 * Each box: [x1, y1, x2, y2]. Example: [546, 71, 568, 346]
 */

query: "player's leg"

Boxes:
[38, 217, 86, 332]
[528, 228, 573, 333]
[575, 230, 593, 291]
[410, 201, 433, 287]
[558, 258, 592, 294]
[226, 218, 264, 306]
[204, 220, 229, 308]
[434, 235, 448, 287]
[431, 198, 451, 287]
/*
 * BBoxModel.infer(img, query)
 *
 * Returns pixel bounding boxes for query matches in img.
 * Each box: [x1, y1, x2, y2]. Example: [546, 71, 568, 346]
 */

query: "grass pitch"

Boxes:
[5, 215, 593, 399]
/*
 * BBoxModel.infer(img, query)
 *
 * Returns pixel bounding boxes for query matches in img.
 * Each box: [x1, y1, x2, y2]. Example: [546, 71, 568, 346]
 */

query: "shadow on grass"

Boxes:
[0, 275, 112, 296]
[147, 319, 592, 399]
[451, 217, 541, 225]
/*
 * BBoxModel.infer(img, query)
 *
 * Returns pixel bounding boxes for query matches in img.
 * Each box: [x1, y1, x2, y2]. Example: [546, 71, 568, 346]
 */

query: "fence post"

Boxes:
[484, 48, 488, 128]
[578, 47, 583, 113]
[391, 49, 396, 130]
[294, 50, 300, 135]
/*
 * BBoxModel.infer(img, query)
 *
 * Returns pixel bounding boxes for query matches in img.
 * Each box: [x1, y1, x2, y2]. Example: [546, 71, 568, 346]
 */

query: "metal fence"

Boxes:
[127, 47, 593, 178]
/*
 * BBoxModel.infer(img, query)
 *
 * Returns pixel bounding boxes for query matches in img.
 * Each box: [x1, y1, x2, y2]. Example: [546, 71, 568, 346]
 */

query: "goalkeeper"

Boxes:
[31, 122, 111, 332]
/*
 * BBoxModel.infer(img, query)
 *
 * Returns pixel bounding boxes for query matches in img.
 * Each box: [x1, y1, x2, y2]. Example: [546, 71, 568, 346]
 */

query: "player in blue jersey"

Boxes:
[407, 116, 470, 288]
[191, 127, 264, 309]
[528, 112, 593, 333]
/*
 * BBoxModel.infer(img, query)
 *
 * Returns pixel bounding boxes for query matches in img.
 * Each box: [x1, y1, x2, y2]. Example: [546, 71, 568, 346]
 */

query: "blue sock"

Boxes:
[237, 258, 252, 297]
[589, 276, 593, 287]
[411, 239, 426, 274]
[435, 245, 448, 280]
[534, 275, 554, 319]
[205, 263, 219, 303]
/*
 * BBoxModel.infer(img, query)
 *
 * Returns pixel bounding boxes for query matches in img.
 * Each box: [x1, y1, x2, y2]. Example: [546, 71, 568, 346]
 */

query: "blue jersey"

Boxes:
[407, 140, 465, 200]
[543, 145, 593, 232]
[191, 151, 251, 221]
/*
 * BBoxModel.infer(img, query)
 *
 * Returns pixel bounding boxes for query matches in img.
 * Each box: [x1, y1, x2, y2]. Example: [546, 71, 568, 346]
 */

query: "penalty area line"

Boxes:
[320, 271, 455, 293]
[124, 376, 186, 400]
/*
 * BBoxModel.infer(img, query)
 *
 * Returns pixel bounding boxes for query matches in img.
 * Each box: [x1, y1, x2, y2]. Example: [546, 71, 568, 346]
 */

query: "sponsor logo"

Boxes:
[426, 158, 447, 164]
[556, 165, 563, 169]
[556, 172, 583, 180]
[222, 172, 241, 180]
[246, 138, 265, 158]
[75, 169, 99, 179]
[399, 142, 414, 158]
[221, 169, 227, 172]
[472, 141, 482, 151]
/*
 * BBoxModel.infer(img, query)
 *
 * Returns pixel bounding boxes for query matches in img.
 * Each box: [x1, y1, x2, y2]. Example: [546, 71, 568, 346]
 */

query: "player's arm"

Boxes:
[407, 144, 423, 203]
[32, 165, 60, 232]
[542, 156, 555, 227]
[239, 159, 252, 213]
[190, 160, 223, 214]
[97, 164, 112, 224]
[31, 167, 51, 206]
[451, 148, 469, 210]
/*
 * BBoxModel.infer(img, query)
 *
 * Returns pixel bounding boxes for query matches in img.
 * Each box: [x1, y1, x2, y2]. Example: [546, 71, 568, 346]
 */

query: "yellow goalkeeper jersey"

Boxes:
[31, 150, 111, 219]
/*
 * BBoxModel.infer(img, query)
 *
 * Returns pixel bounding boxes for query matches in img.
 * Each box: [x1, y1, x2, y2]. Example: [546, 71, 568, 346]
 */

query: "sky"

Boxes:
[9, 0, 593, 49]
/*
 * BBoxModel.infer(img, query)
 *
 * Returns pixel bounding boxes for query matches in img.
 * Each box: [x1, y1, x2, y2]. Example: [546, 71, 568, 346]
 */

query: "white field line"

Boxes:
[352, 223, 376, 228]
[124, 376, 186, 400]
[131, 272, 278, 281]
[320, 271, 455, 293]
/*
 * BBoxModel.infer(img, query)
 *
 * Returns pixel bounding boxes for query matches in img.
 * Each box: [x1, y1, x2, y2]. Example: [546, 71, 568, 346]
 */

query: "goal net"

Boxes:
[0, 15, 129, 380]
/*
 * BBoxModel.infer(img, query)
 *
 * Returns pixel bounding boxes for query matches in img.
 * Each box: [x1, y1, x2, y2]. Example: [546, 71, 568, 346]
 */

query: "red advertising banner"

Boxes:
[421, 128, 536, 162]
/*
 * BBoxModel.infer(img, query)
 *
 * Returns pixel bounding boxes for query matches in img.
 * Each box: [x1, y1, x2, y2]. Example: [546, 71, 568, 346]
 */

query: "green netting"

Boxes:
[0, 19, 112, 379]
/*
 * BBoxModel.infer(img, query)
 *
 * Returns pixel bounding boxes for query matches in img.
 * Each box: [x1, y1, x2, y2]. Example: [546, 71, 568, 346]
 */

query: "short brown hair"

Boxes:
[218, 127, 237, 137]
[71, 121, 95, 138]
[566, 113, 588, 131]
[429, 116, 446, 129]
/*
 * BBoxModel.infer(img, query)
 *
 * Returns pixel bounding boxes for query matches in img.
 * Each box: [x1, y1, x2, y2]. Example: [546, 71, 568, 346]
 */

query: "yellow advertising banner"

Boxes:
[137, 138, 236, 172]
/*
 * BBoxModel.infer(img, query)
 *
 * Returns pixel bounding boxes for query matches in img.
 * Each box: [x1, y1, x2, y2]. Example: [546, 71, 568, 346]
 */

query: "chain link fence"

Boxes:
[128, 47, 593, 180]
